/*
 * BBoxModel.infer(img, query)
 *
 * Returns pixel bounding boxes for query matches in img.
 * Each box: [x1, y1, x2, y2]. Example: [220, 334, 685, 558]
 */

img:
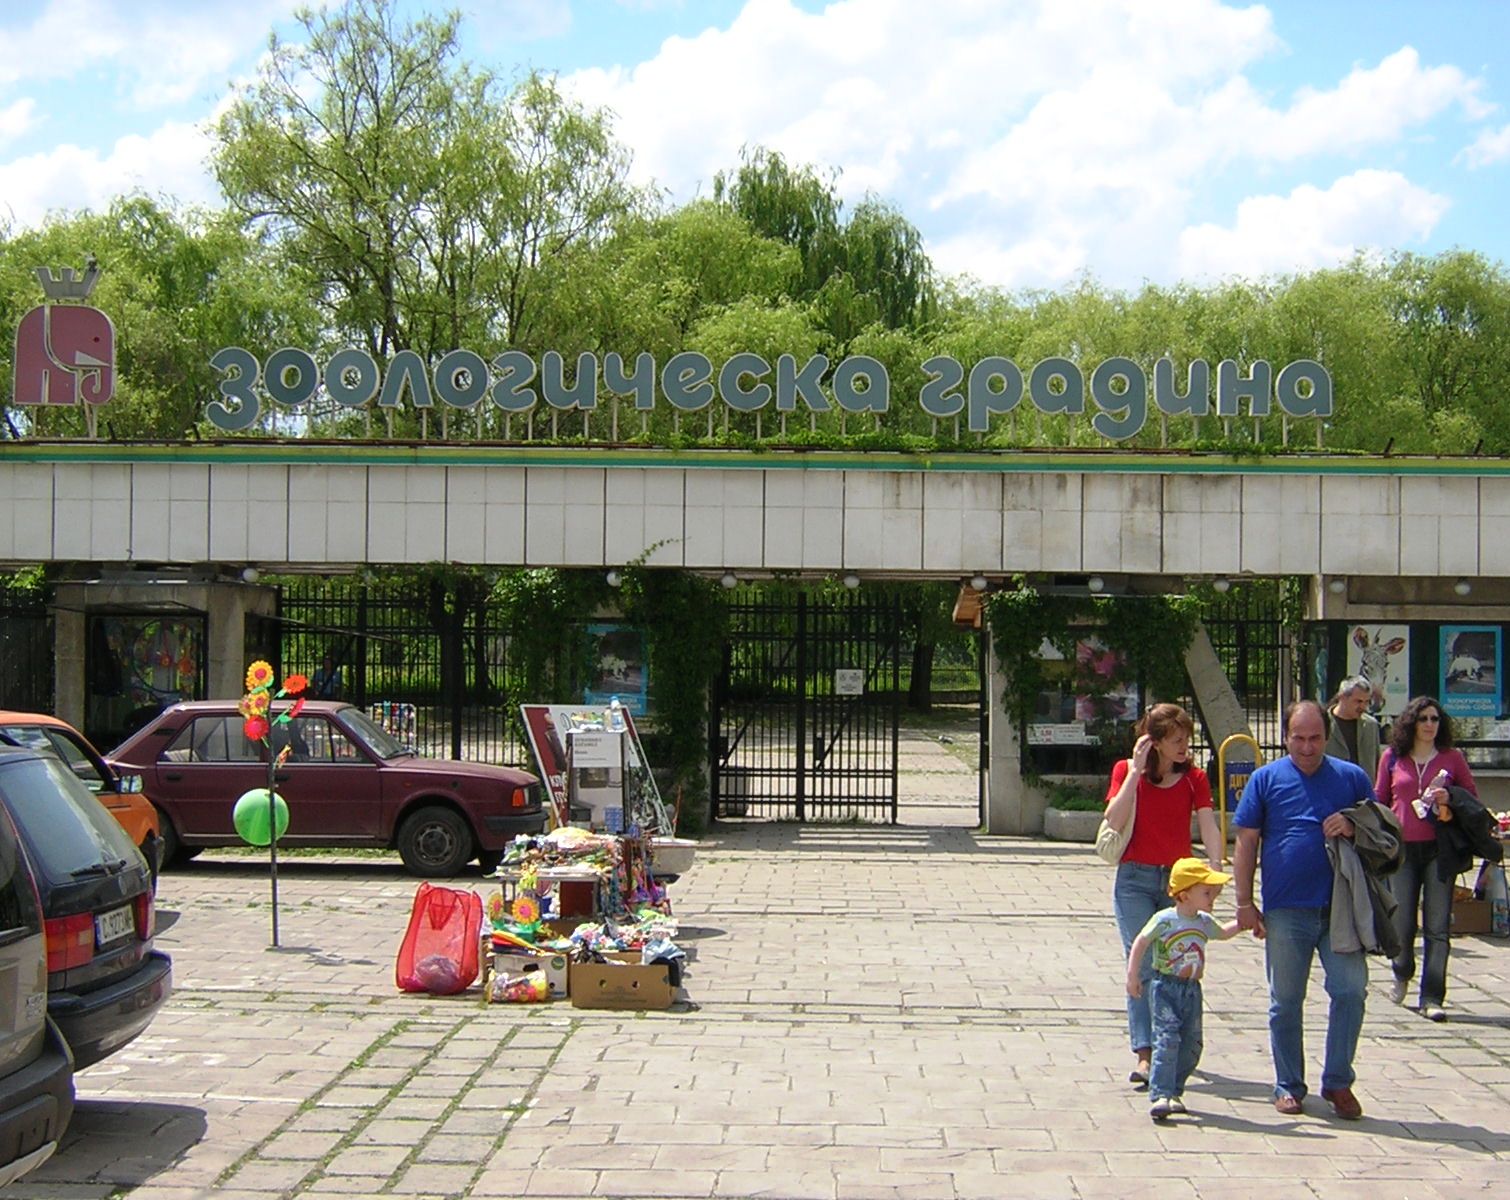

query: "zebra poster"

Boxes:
[1440, 626, 1500, 718]
[1346, 624, 1409, 720]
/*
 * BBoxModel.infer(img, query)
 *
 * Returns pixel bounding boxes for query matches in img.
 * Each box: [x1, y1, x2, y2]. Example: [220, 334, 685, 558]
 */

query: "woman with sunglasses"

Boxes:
[1376, 696, 1476, 1022]
[1104, 702, 1225, 1086]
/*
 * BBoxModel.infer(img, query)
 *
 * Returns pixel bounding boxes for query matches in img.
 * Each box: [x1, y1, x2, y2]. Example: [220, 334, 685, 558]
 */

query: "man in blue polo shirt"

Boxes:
[1232, 699, 1376, 1120]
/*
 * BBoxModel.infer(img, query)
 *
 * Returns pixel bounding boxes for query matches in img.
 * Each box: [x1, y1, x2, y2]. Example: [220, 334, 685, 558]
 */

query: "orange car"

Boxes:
[0, 712, 160, 876]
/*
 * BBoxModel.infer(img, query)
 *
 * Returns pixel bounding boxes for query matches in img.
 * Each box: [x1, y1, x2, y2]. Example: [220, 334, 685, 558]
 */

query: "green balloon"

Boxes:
[233, 788, 289, 846]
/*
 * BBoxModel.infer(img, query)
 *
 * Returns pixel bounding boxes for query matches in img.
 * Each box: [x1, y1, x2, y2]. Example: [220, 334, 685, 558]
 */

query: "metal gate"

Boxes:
[273, 576, 568, 769]
[0, 600, 52, 714]
[710, 591, 901, 823]
[1184, 585, 1289, 764]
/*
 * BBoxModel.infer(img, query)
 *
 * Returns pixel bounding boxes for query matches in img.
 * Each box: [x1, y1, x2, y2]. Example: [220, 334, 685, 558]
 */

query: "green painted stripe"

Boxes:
[0, 440, 1504, 476]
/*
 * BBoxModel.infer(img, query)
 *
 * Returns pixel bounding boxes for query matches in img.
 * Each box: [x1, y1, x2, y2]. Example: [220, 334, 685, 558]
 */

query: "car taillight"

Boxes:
[135, 890, 154, 939]
[510, 786, 529, 809]
[45, 914, 94, 972]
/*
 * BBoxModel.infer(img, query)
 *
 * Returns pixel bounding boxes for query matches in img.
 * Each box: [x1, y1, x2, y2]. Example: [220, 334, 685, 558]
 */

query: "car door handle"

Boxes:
[275, 772, 290, 783]
[165, 772, 183, 782]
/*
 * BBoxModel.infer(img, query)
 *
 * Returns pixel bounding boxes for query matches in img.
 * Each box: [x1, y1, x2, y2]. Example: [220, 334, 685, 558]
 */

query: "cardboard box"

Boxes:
[569, 958, 675, 1010]
[491, 951, 569, 999]
[1451, 897, 1492, 935]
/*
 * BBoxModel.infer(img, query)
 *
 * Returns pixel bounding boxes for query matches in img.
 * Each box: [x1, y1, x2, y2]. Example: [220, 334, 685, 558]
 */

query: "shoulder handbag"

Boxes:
[1095, 784, 1137, 866]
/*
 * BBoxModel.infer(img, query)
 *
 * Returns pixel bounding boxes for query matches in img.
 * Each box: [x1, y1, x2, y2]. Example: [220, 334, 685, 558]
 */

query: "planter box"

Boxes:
[1043, 807, 1101, 843]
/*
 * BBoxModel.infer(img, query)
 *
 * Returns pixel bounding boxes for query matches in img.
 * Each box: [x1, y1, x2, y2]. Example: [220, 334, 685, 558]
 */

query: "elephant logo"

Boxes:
[13, 263, 115, 406]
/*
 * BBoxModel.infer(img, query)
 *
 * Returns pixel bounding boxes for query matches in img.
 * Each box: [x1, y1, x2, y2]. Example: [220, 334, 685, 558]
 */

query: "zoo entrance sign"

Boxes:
[202, 347, 1332, 441]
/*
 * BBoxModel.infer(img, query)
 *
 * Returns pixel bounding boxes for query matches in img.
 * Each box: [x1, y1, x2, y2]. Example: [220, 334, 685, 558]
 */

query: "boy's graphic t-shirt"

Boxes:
[1138, 908, 1224, 981]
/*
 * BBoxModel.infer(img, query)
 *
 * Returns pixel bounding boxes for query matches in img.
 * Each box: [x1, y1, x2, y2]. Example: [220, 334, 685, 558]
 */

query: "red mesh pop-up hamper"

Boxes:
[395, 883, 482, 995]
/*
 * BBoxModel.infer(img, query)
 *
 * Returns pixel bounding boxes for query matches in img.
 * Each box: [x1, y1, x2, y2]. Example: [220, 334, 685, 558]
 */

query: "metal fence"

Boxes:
[0, 601, 52, 714]
[272, 577, 574, 769]
[711, 590, 902, 823]
[1184, 586, 1290, 765]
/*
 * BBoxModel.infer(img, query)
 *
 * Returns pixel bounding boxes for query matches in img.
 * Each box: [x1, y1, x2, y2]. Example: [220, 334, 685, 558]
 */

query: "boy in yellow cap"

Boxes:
[1126, 857, 1241, 1120]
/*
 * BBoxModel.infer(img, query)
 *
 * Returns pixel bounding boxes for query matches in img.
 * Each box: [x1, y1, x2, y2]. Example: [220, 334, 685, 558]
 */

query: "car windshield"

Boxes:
[0, 755, 140, 881]
[338, 708, 407, 759]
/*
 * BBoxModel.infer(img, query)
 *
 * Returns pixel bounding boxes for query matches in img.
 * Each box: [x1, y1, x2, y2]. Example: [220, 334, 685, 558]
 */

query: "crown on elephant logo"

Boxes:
[35, 261, 100, 301]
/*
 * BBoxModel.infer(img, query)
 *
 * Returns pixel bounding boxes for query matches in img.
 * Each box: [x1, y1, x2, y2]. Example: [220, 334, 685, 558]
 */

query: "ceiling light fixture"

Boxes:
[1454, 578, 1472, 596]
[1327, 577, 1347, 595]
[842, 572, 860, 589]
[606, 569, 623, 588]
[720, 571, 738, 589]
[1087, 575, 1105, 593]
[241, 566, 259, 583]
[969, 574, 989, 591]
[1211, 577, 1231, 593]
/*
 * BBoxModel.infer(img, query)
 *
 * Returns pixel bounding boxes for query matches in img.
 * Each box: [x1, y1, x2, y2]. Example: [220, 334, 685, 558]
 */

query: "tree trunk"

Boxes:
[908, 641, 934, 711]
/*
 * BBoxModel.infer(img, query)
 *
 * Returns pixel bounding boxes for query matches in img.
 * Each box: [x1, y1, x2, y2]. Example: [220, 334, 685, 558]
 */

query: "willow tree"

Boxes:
[212, 0, 638, 436]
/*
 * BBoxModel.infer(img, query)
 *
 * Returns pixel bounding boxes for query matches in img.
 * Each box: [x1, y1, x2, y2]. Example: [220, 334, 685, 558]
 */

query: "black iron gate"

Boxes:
[710, 591, 901, 823]
[272, 577, 565, 769]
[0, 599, 52, 714]
[1184, 585, 1289, 765]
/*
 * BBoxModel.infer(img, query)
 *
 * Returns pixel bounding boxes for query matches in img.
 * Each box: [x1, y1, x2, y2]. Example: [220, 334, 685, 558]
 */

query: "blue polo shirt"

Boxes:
[1232, 755, 1375, 910]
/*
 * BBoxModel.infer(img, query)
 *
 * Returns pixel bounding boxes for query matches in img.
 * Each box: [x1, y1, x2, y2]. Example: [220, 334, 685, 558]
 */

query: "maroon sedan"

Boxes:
[107, 701, 545, 877]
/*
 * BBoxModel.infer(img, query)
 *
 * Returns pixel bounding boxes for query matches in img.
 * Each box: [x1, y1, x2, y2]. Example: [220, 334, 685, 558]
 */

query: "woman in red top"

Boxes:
[1375, 696, 1475, 1022]
[1104, 702, 1224, 1086]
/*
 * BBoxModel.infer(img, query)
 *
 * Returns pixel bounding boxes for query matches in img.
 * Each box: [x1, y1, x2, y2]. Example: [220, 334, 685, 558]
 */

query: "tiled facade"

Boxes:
[0, 457, 1491, 578]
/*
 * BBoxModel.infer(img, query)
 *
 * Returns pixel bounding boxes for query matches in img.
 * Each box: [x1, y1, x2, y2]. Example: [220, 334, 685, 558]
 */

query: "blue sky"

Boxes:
[1, 0, 1506, 291]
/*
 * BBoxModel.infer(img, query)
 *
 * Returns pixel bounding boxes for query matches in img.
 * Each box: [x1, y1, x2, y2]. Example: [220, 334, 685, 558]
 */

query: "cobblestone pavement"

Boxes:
[7, 727, 1510, 1198]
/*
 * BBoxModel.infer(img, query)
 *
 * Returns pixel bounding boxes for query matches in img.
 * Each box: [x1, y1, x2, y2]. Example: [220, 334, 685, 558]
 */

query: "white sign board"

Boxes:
[1026, 723, 1100, 746]
[835, 668, 864, 696]
[568, 729, 622, 769]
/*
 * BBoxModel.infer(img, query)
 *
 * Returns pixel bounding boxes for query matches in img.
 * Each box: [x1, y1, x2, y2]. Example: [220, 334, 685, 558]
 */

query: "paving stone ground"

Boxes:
[7, 718, 1510, 1199]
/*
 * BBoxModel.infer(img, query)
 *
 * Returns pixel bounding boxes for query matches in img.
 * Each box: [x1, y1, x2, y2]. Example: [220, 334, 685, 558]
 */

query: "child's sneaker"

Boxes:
[1150, 1097, 1173, 1121]
[1169, 1097, 1187, 1114]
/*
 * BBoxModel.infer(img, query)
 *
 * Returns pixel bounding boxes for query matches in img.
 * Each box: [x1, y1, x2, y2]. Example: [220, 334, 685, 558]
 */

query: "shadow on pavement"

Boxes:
[163, 856, 418, 879]
[2, 1099, 207, 1194]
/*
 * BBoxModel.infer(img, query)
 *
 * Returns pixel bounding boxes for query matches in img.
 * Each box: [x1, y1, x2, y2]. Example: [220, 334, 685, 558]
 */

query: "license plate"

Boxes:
[95, 905, 134, 946]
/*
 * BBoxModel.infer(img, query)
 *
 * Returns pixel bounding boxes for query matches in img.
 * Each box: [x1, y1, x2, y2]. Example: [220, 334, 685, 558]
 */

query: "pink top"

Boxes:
[1374, 746, 1477, 843]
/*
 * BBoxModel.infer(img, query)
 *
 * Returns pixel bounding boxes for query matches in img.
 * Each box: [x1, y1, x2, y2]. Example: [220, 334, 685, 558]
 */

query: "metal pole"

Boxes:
[266, 748, 279, 947]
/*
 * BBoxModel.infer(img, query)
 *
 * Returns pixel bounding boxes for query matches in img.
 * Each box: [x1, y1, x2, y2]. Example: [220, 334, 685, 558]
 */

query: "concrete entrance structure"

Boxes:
[5, 444, 1509, 828]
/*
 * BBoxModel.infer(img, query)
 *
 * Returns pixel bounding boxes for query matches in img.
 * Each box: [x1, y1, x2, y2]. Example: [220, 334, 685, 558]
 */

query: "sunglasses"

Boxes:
[1418, 713, 1441, 722]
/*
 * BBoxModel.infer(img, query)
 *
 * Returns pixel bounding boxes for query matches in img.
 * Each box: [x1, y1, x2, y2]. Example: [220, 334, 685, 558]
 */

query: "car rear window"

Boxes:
[163, 716, 261, 763]
[0, 804, 41, 943]
[0, 756, 140, 881]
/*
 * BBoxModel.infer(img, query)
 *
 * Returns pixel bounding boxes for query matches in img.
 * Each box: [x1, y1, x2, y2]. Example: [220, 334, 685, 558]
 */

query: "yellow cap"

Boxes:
[1168, 857, 1231, 896]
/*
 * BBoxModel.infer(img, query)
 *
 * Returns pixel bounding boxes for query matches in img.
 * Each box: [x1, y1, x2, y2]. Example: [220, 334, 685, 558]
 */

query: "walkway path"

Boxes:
[8, 823, 1510, 1199]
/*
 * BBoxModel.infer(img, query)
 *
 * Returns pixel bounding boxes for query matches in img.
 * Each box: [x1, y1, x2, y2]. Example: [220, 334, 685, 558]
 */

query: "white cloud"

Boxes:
[561, 0, 1486, 288]
[0, 0, 297, 107]
[1175, 170, 1449, 281]
[0, 98, 37, 147]
[1458, 122, 1510, 168]
[0, 121, 218, 227]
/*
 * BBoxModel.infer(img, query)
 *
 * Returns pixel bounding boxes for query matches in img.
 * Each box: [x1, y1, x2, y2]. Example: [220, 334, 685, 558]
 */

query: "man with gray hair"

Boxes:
[1325, 676, 1382, 777]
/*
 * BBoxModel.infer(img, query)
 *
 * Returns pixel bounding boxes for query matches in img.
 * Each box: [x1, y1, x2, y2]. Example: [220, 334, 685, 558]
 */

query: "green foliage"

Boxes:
[0, 197, 317, 437]
[0, 566, 46, 602]
[983, 580, 1202, 727]
[1038, 779, 1106, 811]
[615, 570, 728, 828]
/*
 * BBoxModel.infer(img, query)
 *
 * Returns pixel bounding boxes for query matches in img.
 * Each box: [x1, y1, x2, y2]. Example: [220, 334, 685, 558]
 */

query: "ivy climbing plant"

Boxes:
[982, 578, 1203, 729]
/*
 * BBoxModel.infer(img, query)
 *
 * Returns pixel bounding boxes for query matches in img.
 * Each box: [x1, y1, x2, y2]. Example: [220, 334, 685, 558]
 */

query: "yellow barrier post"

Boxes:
[1216, 734, 1262, 864]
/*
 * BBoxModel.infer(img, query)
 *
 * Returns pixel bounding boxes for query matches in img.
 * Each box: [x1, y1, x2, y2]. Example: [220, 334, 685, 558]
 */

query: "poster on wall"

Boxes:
[583, 623, 649, 713]
[1073, 638, 1139, 723]
[1440, 626, 1501, 718]
[1345, 624, 1409, 719]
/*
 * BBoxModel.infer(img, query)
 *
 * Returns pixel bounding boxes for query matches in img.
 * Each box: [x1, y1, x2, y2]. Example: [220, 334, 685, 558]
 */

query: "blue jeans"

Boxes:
[1148, 975, 1203, 1101]
[1114, 861, 1172, 1053]
[1389, 841, 1451, 1006]
[1264, 906, 1368, 1099]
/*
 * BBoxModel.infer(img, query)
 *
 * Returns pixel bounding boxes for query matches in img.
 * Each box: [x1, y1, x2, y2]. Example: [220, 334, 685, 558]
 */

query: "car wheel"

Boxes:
[397, 806, 474, 877]
[155, 808, 182, 867]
